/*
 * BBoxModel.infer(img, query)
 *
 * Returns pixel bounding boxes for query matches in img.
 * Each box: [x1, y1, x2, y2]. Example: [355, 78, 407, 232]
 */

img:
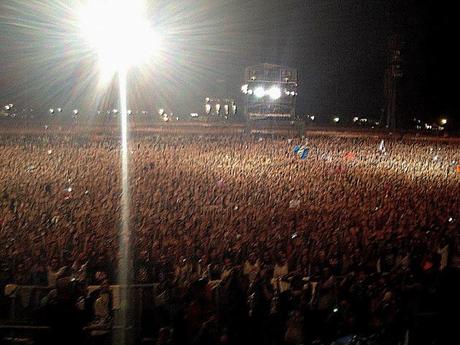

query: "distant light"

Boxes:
[216, 104, 221, 113]
[66, 187, 72, 193]
[4, 105, 10, 110]
[241, 84, 249, 94]
[158, 108, 164, 116]
[448, 217, 453, 222]
[333, 308, 338, 313]
[440, 118, 447, 125]
[112, 109, 119, 114]
[73, 109, 79, 115]
[205, 104, 211, 114]
[57, 108, 62, 113]
[268, 86, 281, 100]
[333, 117, 340, 123]
[254, 87, 265, 98]
[310, 115, 315, 121]
[360, 118, 368, 122]
[353, 117, 359, 122]
[49, 108, 55, 114]
[224, 104, 229, 115]
[127, 110, 132, 115]
[247, 89, 253, 95]
[205, 97, 210, 102]
[190, 113, 199, 118]
[290, 91, 296, 96]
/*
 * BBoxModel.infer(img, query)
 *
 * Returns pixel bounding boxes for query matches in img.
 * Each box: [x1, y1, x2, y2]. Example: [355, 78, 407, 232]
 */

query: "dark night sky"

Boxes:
[0, 0, 458, 127]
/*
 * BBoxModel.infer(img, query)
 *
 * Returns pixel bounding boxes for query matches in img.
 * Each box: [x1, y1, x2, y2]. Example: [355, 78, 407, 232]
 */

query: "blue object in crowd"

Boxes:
[298, 147, 309, 160]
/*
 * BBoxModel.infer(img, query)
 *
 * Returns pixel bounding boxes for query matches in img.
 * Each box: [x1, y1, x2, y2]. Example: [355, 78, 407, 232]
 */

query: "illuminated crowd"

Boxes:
[1, 129, 459, 345]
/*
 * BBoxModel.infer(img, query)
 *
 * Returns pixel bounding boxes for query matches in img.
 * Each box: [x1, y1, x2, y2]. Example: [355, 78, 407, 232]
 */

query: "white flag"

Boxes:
[378, 140, 386, 153]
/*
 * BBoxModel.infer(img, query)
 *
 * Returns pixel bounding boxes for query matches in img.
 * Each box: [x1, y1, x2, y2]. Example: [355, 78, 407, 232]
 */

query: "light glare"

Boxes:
[254, 87, 265, 98]
[78, 0, 161, 76]
[268, 86, 281, 100]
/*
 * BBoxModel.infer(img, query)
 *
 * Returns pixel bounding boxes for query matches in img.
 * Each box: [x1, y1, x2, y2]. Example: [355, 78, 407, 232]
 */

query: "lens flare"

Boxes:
[78, 2, 159, 343]
[78, 0, 161, 77]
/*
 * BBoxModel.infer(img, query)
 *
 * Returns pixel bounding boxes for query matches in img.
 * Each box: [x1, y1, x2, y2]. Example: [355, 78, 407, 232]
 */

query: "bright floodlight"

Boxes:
[268, 86, 281, 100]
[254, 87, 265, 98]
[78, 0, 161, 75]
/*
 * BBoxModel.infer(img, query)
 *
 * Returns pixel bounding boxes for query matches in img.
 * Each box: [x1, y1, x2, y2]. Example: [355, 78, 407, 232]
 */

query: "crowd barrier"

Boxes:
[3, 284, 157, 322]
[2, 280, 439, 345]
[3, 281, 223, 324]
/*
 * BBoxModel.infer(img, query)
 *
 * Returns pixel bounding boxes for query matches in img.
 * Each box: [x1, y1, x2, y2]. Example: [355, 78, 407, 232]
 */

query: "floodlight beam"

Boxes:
[77, 2, 161, 344]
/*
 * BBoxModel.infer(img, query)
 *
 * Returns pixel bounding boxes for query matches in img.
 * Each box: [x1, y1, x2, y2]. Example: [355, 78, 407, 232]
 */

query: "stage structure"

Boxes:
[241, 63, 297, 120]
[204, 97, 237, 118]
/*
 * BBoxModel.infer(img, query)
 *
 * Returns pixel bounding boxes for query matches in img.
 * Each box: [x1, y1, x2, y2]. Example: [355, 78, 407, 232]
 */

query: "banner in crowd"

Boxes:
[378, 140, 386, 153]
[293, 145, 309, 160]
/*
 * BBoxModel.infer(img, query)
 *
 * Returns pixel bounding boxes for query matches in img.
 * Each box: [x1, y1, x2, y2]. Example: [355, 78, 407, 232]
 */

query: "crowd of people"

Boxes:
[1, 126, 459, 345]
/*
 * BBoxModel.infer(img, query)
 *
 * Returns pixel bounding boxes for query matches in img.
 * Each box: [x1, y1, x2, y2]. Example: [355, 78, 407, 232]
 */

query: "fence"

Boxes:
[3, 283, 161, 322]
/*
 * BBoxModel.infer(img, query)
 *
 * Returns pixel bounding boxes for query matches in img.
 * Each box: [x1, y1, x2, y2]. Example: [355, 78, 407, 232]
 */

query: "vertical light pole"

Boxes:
[118, 66, 131, 345]
[78, 1, 161, 343]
